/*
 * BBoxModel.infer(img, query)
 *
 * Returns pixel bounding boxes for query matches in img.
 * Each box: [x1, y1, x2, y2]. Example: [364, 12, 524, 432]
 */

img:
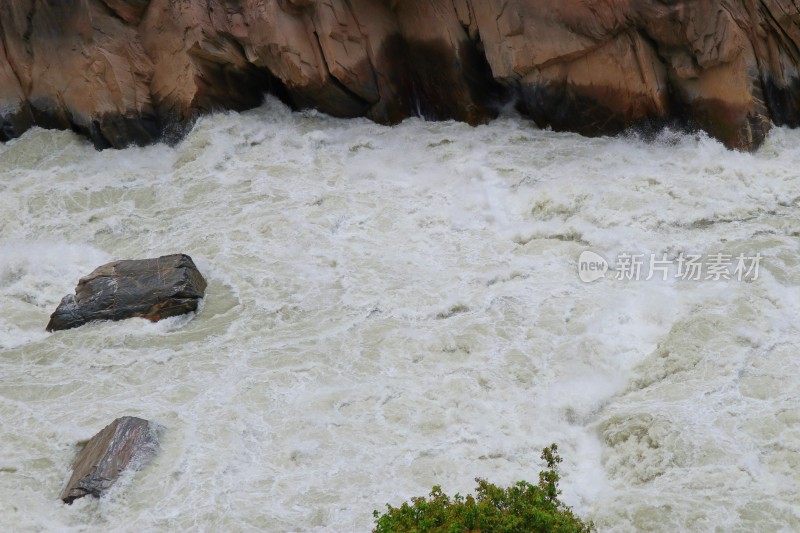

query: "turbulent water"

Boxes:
[1, 98, 800, 532]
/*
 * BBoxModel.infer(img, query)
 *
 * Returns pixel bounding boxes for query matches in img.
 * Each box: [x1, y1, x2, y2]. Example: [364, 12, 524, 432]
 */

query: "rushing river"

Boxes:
[1, 97, 799, 532]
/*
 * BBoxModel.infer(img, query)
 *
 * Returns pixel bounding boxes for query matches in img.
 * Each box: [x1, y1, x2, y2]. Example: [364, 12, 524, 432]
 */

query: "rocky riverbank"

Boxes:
[1, 0, 799, 150]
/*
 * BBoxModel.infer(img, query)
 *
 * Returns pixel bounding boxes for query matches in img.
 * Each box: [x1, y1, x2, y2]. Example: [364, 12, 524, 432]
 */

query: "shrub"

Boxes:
[373, 444, 595, 533]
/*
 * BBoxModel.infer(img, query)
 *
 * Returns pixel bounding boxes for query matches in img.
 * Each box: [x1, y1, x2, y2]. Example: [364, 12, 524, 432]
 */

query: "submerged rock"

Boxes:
[60, 416, 160, 504]
[46, 254, 207, 332]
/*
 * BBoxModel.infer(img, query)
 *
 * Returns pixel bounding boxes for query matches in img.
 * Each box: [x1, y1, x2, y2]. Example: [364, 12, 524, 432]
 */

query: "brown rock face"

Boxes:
[46, 254, 207, 332]
[0, 1, 799, 150]
[60, 416, 160, 504]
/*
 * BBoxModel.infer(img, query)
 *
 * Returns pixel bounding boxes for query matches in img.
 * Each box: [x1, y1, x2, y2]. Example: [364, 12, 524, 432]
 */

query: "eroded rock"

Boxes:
[46, 254, 207, 332]
[60, 416, 160, 504]
[0, 1, 799, 150]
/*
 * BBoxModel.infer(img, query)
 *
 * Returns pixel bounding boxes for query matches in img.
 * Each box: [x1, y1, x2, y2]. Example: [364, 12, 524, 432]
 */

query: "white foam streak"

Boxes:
[1, 98, 800, 531]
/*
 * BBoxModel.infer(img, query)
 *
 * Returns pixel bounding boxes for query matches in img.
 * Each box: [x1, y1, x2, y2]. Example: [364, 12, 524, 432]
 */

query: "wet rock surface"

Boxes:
[46, 254, 207, 332]
[0, 1, 799, 150]
[60, 416, 160, 504]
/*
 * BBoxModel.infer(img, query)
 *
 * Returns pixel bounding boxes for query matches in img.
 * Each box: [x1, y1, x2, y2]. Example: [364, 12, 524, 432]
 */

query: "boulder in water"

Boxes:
[60, 416, 160, 504]
[46, 254, 207, 332]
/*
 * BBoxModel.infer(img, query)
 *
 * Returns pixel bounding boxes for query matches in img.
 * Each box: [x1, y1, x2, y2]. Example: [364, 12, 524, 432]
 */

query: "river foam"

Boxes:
[1, 98, 799, 531]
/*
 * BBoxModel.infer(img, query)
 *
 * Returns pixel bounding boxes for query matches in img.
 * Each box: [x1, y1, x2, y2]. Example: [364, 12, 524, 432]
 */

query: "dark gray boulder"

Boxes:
[46, 254, 207, 332]
[60, 416, 160, 504]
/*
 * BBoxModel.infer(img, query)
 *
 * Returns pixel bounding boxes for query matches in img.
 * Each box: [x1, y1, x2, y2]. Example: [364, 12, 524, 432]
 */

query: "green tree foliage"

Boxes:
[373, 444, 595, 533]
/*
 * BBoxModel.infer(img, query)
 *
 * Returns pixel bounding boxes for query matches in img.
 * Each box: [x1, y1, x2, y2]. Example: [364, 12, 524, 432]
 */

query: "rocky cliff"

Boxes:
[1, 0, 798, 150]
